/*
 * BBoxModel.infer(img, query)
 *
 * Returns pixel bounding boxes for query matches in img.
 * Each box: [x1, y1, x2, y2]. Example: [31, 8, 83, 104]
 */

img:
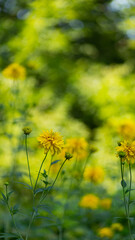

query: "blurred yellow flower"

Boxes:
[116, 140, 135, 164]
[83, 166, 105, 184]
[118, 120, 135, 140]
[98, 227, 113, 238]
[2, 63, 26, 80]
[65, 137, 88, 160]
[79, 194, 99, 209]
[38, 130, 64, 155]
[111, 223, 123, 232]
[100, 198, 112, 210]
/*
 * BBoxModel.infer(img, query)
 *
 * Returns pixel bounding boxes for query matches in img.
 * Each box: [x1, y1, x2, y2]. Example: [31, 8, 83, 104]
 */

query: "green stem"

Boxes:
[128, 164, 133, 240]
[25, 212, 35, 240]
[34, 152, 48, 193]
[128, 164, 132, 214]
[48, 155, 54, 177]
[39, 159, 67, 204]
[5, 186, 24, 240]
[40, 155, 54, 201]
[79, 151, 91, 186]
[26, 153, 48, 240]
[26, 158, 67, 240]
[120, 160, 133, 240]
[25, 135, 33, 190]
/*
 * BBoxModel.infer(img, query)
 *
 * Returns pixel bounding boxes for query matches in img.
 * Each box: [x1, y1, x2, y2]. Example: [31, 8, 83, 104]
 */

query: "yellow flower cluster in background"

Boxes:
[79, 194, 99, 209]
[111, 223, 123, 231]
[2, 63, 26, 80]
[83, 166, 105, 184]
[116, 140, 135, 164]
[65, 137, 88, 160]
[38, 129, 64, 155]
[98, 227, 113, 238]
[118, 119, 135, 140]
[100, 198, 112, 210]
[98, 223, 123, 238]
[79, 194, 112, 210]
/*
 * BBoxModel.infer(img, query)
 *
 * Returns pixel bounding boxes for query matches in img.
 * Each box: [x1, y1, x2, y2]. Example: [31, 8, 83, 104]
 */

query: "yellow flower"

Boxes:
[2, 63, 26, 80]
[98, 227, 113, 238]
[118, 120, 135, 140]
[38, 130, 64, 155]
[83, 166, 105, 184]
[100, 198, 112, 210]
[65, 137, 88, 160]
[111, 223, 123, 232]
[79, 194, 99, 209]
[116, 140, 135, 164]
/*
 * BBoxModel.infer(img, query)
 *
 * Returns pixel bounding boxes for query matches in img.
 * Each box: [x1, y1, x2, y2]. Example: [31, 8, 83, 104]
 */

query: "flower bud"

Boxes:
[65, 152, 73, 160]
[117, 141, 122, 146]
[22, 127, 32, 135]
[4, 182, 9, 186]
[118, 151, 126, 158]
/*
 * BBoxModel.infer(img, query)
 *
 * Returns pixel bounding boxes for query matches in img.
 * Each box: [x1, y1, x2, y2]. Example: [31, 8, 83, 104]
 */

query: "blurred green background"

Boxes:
[1, 0, 135, 239]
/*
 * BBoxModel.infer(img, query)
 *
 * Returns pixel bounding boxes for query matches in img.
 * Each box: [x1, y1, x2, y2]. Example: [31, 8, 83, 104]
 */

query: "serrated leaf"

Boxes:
[51, 160, 60, 165]
[121, 179, 127, 188]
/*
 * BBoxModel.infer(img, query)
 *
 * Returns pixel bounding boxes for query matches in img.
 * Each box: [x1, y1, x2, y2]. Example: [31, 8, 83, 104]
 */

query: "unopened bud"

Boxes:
[22, 127, 32, 135]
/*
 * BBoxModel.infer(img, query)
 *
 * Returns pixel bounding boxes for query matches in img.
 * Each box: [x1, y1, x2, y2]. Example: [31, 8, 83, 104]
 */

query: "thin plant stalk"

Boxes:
[128, 164, 132, 214]
[120, 160, 133, 240]
[5, 185, 24, 240]
[40, 155, 54, 201]
[47, 155, 54, 177]
[34, 152, 48, 193]
[26, 158, 67, 240]
[26, 152, 48, 240]
[39, 159, 67, 204]
[25, 135, 33, 190]
[79, 151, 91, 186]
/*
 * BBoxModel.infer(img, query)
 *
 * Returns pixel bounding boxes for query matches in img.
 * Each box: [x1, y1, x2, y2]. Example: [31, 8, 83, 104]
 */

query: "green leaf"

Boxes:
[37, 204, 51, 213]
[34, 188, 45, 195]
[125, 189, 135, 194]
[41, 170, 48, 178]
[7, 191, 14, 200]
[121, 179, 127, 188]
[51, 160, 60, 165]
[129, 200, 135, 205]
[0, 233, 19, 238]
[10, 204, 19, 215]
[43, 180, 49, 186]
[1, 192, 7, 202]
[14, 182, 32, 190]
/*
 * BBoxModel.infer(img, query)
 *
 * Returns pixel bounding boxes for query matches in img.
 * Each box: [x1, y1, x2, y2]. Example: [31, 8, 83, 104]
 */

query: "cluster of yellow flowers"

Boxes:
[2, 63, 26, 80]
[83, 166, 105, 184]
[116, 140, 135, 164]
[79, 194, 112, 210]
[98, 223, 123, 238]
